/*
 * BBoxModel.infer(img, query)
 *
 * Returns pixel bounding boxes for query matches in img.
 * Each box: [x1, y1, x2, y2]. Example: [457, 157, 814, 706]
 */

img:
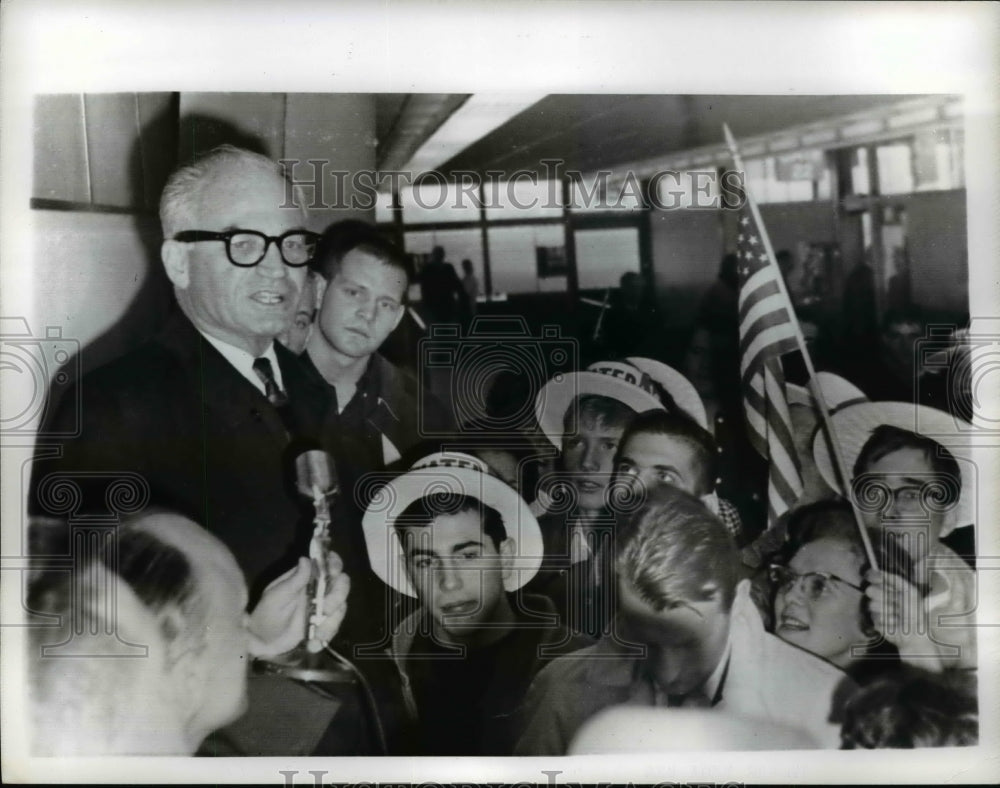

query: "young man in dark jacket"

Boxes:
[362, 451, 587, 755]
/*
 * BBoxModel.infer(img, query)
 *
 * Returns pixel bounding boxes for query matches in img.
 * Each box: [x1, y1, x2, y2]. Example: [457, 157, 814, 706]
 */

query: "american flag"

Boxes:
[736, 209, 803, 523]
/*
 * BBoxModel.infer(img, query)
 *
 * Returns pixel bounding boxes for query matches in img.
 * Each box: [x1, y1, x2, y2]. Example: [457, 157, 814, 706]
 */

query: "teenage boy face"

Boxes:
[562, 419, 625, 513]
[856, 446, 952, 562]
[616, 432, 702, 498]
[401, 509, 513, 636]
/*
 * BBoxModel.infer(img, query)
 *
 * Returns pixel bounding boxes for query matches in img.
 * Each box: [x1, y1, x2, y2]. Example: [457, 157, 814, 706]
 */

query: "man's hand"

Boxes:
[248, 552, 350, 659]
[864, 567, 942, 671]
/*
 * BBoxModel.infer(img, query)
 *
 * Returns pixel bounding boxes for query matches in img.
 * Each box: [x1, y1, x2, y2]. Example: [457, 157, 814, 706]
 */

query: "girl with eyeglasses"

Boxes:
[765, 500, 919, 684]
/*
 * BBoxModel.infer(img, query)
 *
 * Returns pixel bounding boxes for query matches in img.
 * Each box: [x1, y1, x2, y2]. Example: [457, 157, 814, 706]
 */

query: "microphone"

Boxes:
[294, 449, 339, 653]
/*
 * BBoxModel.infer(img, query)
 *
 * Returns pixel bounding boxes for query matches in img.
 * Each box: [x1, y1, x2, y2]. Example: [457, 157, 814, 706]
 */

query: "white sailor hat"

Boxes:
[536, 359, 705, 447]
[361, 451, 544, 597]
[812, 401, 975, 534]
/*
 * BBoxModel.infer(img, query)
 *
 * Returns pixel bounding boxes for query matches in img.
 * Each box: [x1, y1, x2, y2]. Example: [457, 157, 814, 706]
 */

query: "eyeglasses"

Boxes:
[173, 229, 319, 267]
[768, 564, 864, 601]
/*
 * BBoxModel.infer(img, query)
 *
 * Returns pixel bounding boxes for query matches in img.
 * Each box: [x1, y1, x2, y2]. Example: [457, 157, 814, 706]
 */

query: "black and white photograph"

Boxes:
[1, 1, 997, 784]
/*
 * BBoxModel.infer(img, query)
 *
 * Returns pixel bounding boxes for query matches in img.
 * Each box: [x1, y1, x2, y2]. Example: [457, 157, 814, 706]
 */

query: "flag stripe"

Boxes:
[738, 275, 783, 322]
[735, 204, 804, 526]
[740, 324, 799, 380]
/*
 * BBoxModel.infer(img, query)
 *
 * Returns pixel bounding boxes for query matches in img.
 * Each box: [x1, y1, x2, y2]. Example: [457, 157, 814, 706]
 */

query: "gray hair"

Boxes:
[159, 144, 304, 238]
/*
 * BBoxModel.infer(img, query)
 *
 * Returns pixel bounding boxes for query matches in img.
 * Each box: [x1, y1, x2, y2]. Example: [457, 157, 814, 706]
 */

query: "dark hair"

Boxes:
[109, 521, 207, 647]
[617, 485, 740, 612]
[840, 666, 978, 748]
[563, 394, 637, 435]
[395, 493, 507, 551]
[853, 424, 962, 508]
[618, 409, 718, 496]
[311, 220, 410, 287]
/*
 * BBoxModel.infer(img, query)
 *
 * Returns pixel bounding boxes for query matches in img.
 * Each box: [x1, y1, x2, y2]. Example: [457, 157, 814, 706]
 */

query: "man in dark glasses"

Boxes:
[30, 144, 332, 605]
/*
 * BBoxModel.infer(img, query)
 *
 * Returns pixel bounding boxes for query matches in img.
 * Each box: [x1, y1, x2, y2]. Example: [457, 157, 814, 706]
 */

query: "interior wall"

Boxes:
[30, 93, 379, 386]
[179, 93, 376, 231]
[757, 201, 838, 253]
[648, 209, 723, 360]
[898, 189, 968, 315]
[30, 210, 172, 378]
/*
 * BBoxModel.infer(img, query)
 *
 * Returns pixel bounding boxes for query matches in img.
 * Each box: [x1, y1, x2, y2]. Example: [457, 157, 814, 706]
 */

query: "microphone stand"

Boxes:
[255, 450, 354, 683]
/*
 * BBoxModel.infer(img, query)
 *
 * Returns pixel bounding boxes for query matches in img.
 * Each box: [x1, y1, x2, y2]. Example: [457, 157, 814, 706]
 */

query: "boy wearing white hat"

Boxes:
[362, 452, 584, 755]
[813, 403, 978, 671]
[530, 359, 707, 638]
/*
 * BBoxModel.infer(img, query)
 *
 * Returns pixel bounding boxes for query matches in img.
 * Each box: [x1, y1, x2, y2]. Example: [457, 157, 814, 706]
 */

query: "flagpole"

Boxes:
[722, 123, 879, 569]
[592, 287, 611, 341]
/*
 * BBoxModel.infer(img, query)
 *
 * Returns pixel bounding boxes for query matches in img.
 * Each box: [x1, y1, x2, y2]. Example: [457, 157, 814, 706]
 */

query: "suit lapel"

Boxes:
[155, 313, 290, 441]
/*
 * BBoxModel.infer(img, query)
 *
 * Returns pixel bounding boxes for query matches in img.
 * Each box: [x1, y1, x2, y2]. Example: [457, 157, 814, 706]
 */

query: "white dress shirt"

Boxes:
[199, 332, 285, 397]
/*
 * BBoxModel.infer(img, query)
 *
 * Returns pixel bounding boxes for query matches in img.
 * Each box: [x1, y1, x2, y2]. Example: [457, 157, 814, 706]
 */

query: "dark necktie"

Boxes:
[252, 357, 289, 408]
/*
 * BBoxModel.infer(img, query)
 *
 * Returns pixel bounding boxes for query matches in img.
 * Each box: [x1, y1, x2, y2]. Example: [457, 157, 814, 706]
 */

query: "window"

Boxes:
[876, 142, 914, 195]
[569, 174, 643, 212]
[652, 171, 721, 210]
[404, 229, 484, 272]
[743, 155, 821, 204]
[851, 148, 871, 196]
[574, 227, 640, 290]
[482, 178, 563, 221]
[374, 190, 394, 224]
[486, 224, 565, 294]
[914, 128, 965, 192]
[400, 181, 480, 224]
[404, 228, 485, 301]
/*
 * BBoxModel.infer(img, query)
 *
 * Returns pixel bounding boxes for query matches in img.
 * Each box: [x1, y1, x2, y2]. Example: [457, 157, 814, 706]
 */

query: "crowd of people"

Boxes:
[26, 145, 979, 757]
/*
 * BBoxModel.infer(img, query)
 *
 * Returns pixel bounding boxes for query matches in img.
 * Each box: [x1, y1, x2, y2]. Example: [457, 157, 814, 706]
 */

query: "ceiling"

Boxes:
[376, 93, 927, 179]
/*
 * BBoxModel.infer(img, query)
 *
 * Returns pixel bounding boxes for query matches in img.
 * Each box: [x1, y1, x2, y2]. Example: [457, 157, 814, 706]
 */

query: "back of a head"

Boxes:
[840, 666, 978, 748]
[311, 219, 410, 286]
[119, 515, 213, 639]
[616, 485, 740, 611]
[28, 562, 177, 756]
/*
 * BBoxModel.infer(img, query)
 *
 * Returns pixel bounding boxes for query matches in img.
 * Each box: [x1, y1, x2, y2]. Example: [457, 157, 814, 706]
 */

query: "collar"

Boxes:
[921, 540, 971, 601]
[301, 350, 381, 410]
[199, 332, 282, 396]
[700, 640, 733, 704]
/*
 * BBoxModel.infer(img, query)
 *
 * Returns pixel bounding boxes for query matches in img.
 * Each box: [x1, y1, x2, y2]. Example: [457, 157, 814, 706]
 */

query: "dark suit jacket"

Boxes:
[29, 311, 330, 601]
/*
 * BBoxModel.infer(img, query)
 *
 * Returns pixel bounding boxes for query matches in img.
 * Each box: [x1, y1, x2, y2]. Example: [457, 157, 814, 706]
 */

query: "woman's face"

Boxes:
[773, 537, 870, 668]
